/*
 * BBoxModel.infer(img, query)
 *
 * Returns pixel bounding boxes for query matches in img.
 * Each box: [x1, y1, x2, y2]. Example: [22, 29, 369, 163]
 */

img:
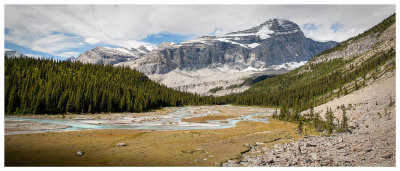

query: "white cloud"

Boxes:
[5, 5, 395, 57]
[84, 37, 101, 44]
[5, 29, 85, 57]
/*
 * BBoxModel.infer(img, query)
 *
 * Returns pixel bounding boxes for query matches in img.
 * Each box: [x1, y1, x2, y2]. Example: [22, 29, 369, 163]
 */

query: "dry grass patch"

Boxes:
[5, 119, 314, 166]
[181, 114, 237, 123]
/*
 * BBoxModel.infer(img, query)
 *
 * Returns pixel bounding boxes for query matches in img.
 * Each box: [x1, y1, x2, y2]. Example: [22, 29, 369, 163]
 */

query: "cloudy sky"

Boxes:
[4, 4, 395, 59]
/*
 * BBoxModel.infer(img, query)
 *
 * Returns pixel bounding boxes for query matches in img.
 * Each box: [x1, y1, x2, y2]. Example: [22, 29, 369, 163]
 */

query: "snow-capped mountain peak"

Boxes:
[76, 46, 150, 65]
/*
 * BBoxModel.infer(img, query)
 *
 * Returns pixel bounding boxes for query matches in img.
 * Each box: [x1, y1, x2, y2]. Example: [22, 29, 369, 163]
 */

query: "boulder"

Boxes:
[116, 142, 127, 147]
[382, 153, 393, 159]
[310, 153, 319, 161]
[76, 150, 84, 156]
[256, 142, 265, 145]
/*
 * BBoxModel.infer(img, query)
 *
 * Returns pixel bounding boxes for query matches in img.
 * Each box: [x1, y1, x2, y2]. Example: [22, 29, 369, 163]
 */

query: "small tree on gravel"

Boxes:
[389, 95, 395, 107]
[298, 120, 303, 135]
[340, 105, 349, 132]
[325, 107, 335, 136]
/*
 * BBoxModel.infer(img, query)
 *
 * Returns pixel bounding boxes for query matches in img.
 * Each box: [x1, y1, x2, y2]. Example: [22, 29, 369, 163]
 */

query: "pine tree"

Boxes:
[325, 107, 335, 135]
[341, 105, 349, 132]
[297, 120, 303, 135]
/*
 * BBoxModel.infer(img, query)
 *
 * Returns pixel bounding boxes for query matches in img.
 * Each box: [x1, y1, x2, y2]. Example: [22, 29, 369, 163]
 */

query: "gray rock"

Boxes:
[310, 153, 319, 161]
[76, 150, 84, 156]
[321, 159, 332, 166]
[382, 153, 393, 159]
[306, 143, 317, 147]
[256, 142, 265, 145]
[264, 159, 274, 164]
[116, 142, 127, 147]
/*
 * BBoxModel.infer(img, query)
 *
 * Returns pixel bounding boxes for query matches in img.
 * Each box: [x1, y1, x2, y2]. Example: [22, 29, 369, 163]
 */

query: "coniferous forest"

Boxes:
[5, 57, 219, 114]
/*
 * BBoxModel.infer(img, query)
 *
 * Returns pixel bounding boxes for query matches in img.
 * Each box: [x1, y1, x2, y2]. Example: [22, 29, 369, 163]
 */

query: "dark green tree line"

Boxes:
[5, 57, 219, 114]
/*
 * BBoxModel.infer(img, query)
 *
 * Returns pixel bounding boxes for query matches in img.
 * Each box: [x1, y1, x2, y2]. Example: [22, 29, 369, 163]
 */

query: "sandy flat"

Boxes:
[5, 120, 71, 132]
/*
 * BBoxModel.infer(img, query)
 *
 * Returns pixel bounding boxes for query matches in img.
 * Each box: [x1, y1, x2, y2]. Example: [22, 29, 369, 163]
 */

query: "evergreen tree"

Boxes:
[340, 105, 349, 132]
[298, 120, 303, 135]
[325, 107, 335, 135]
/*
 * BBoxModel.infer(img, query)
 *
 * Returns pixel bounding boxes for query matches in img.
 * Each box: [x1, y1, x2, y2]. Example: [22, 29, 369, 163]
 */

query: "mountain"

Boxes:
[75, 46, 151, 65]
[75, 18, 337, 95]
[122, 19, 337, 75]
[119, 19, 337, 95]
[4, 49, 26, 58]
[65, 56, 76, 62]
[223, 14, 395, 109]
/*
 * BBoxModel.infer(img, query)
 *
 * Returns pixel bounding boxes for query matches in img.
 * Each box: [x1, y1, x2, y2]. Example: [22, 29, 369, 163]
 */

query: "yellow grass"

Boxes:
[251, 115, 271, 119]
[181, 105, 269, 123]
[5, 119, 315, 166]
[181, 115, 237, 123]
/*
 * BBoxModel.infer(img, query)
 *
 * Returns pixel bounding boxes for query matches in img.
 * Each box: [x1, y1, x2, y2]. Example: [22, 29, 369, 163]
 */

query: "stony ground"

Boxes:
[223, 72, 396, 167]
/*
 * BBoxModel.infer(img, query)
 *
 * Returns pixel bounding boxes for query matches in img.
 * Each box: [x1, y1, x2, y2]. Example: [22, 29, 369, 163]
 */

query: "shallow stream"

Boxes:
[5, 106, 274, 135]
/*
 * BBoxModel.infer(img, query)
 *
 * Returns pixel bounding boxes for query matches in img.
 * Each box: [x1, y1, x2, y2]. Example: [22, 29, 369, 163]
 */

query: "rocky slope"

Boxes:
[76, 46, 150, 65]
[224, 72, 395, 167]
[222, 14, 396, 167]
[148, 61, 305, 96]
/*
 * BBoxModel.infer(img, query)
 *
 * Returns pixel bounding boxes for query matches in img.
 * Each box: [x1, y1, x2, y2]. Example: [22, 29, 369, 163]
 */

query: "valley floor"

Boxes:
[224, 72, 396, 167]
[4, 73, 396, 167]
[5, 106, 317, 166]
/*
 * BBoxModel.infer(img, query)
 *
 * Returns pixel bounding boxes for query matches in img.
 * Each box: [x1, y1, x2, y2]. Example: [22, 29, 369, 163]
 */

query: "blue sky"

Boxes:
[141, 32, 196, 45]
[5, 32, 195, 59]
[4, 5, 395, 60]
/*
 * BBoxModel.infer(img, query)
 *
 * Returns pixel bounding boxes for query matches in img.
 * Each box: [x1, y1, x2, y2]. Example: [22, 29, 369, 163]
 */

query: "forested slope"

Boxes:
[5, 58, 217, 114]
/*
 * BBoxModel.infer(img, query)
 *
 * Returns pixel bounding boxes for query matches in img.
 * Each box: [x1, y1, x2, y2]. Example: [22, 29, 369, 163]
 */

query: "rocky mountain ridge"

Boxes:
[75, 46, 151, 65]
[120, 18, 337, 75]
[114, 19, 337, 95]
[4, 49, 26, 58]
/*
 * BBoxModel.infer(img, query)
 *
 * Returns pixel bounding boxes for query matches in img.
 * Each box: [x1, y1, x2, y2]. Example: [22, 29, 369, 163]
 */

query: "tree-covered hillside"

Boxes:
[5, 57, 218, 114]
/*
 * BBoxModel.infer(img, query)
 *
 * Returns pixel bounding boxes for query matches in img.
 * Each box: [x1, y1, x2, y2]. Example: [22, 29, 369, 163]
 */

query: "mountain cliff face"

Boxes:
[4, 49, 26, 58]
[121, 19, 337, 74]
[76, 46, 150, 65]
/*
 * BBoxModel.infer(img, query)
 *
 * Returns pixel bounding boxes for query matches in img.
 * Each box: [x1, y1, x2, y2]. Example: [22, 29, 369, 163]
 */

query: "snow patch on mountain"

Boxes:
[247, 43, 260, 48]
[216, 38, 248, 48]
[256, 25, 274, 39]
[270, 61, 308, 70]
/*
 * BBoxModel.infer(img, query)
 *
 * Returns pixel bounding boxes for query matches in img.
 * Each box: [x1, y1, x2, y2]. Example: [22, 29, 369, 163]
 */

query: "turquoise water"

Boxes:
[5, 106, 273, 135]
